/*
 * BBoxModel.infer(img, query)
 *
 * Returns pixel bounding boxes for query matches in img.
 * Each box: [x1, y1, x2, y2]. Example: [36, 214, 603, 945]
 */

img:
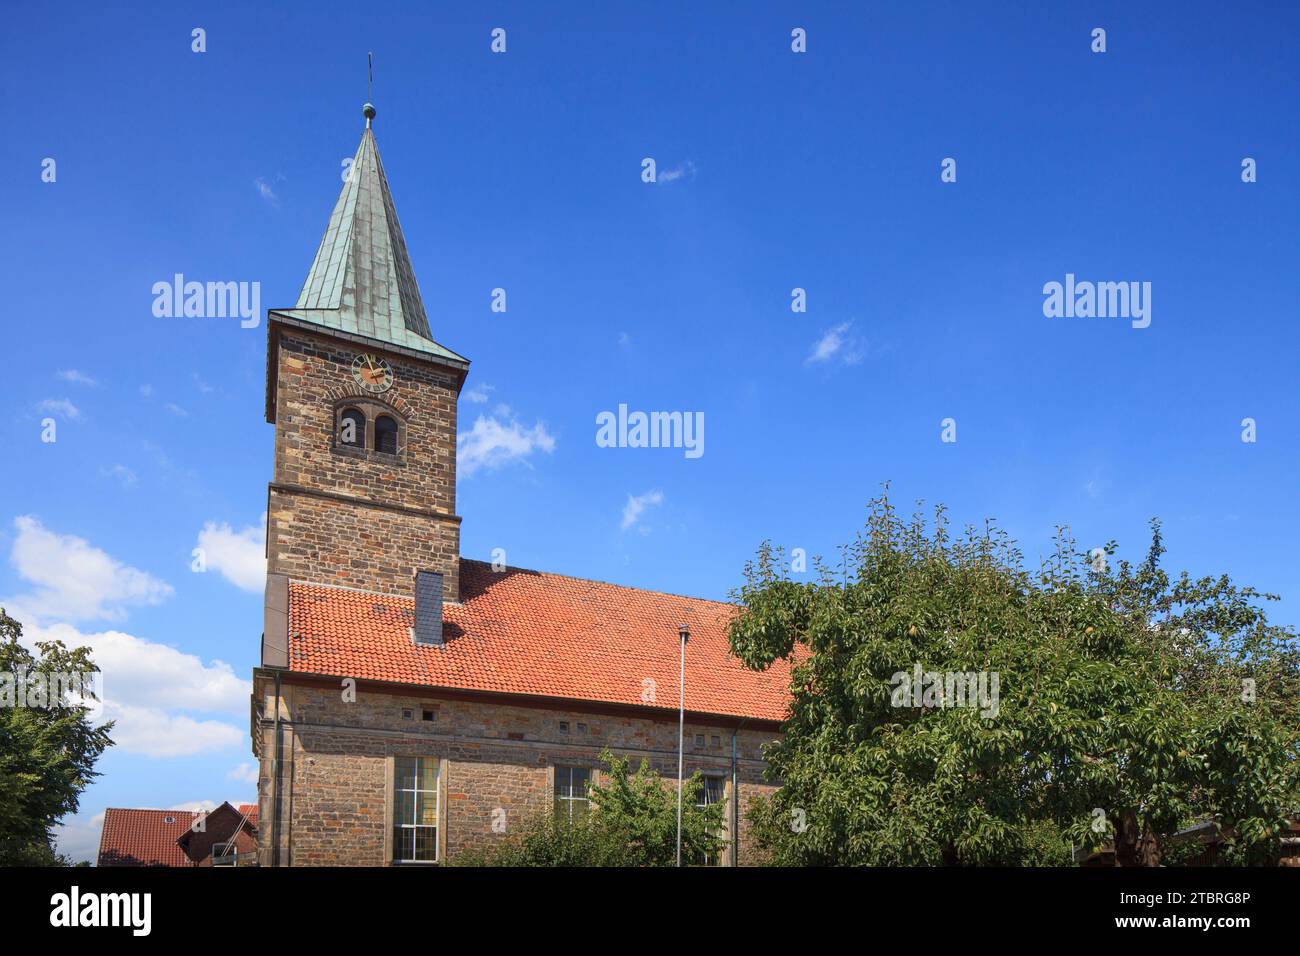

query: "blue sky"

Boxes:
[2, 1, 1297, 861]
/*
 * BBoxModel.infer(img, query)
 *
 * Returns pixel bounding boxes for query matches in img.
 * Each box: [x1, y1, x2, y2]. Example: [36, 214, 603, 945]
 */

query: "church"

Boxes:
[249, 101, 791, 866]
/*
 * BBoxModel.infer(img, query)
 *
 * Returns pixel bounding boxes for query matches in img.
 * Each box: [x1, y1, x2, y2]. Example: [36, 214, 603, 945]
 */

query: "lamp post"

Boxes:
[676, 623, 689, 868]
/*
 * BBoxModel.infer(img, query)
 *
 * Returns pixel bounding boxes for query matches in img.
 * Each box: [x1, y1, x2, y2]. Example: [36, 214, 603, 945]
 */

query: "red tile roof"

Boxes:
[287, 559, 792, 722]
[237, 803, 259, 824]
[98, 809, 200, 867]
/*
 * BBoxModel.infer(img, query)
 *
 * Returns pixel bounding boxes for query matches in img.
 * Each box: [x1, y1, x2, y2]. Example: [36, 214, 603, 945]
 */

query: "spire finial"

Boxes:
[363, 52, 375, 129]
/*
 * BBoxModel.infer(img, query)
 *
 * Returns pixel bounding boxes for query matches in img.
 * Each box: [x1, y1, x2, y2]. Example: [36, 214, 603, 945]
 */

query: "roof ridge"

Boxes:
[459, 557, 739, 610]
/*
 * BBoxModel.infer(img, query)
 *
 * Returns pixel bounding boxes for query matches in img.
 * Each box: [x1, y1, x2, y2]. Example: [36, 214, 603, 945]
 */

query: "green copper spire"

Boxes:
[272, 104, 467, 367]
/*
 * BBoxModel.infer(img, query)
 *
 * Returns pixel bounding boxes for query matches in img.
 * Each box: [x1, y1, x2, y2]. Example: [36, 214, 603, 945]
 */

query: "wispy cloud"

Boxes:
[228, 762, 260, 784]
[462, 383, 494, 404]
[621, 489, 664, 531]
[37, 398, 80, 420]
[658, 160, 697, 184]
[254, 176, 281, 205]
[99, 464, 138, 488]
[165, 402, 188, 417]
[458, 412, 556, 477]
[192, 373, 215, 394]
[57, 369, 96, 386]
[805, 321, 864, 366]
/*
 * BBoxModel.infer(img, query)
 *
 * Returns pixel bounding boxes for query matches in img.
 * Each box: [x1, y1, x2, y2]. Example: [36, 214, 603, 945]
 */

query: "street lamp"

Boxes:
[676, 623, 689, 868]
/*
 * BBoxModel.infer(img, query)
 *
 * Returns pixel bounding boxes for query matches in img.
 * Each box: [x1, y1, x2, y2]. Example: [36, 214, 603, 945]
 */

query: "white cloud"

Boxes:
[37, 398, 80, 420]
[621, 489, 664, 531]
[15, 618, 250, 757]
[165, 402, 188, 417]
[462, 383, 494, 403]
[458, 413, 556, 477]
[168, 799, 220, 813]
[196, 517, 266, 593]
[106, 704, 244, 757]
[658, 160, 697, 184]
[5, 516, 172, 622]
[805, 321, 864, 366]
[53, 810, 105, 864]
[254, 176, 279, 204]
[228, 762, 260, 784]
[20, 620, 248, 716]
[99, 464, 137, 488]
[57, 369, 96, 386]
[192, 373, 215, 394]
[139, 384, 153, 398]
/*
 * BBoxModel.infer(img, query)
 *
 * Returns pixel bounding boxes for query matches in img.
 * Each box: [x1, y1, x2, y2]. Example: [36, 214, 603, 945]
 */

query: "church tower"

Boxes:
[263, 102, 468, 608]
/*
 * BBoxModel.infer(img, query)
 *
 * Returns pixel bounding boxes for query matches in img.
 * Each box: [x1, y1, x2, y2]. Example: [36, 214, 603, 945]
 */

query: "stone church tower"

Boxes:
[263, 102, 468, 606]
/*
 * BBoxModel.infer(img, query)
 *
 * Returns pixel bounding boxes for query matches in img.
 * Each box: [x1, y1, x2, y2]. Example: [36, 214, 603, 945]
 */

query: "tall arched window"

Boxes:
[374, 415, 399, 455]
[340, 408, 366, 447]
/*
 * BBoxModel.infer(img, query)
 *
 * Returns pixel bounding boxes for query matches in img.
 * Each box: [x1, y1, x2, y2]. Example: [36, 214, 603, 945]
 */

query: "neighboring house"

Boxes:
[97, 803, 258, 867]
[249, 101, 791, 867]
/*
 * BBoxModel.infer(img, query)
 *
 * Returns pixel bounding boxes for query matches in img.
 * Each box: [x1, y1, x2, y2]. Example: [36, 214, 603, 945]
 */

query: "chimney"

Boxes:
[412, 570, 444, 646]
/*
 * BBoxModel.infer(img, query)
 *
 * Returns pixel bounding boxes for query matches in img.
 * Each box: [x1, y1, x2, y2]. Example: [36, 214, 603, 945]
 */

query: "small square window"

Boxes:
[695, 734, 705, 748]
[402, 709, 414, 720]
[577, 723, 588, 735]
[559, 721, 570, 734]
[711, 735, 721, 749]
[422, 709, 436, 722]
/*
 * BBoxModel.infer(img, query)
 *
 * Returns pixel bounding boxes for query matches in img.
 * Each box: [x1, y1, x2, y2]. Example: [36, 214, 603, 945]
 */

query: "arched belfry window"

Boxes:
[374, 415, 399, 455]
[340, 408, 366, 447]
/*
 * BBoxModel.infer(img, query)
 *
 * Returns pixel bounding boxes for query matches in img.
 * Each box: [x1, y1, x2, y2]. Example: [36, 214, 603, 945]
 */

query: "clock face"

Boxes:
[352, 353, 393, 393]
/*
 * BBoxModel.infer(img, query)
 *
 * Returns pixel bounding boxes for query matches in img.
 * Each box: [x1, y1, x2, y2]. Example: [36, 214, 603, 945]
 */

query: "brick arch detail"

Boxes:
[324, 384, 417, 421]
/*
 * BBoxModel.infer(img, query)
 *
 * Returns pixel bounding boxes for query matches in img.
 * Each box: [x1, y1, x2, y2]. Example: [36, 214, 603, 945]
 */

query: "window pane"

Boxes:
[395, 757, 418, 791]
[418, 758, 438, 791]
[414, 827, 437, 862]
[573, 768, 590, 794]
[394, 790, 413, 826]
[394, 827, 414, 861]
[417, 790, 438, 826]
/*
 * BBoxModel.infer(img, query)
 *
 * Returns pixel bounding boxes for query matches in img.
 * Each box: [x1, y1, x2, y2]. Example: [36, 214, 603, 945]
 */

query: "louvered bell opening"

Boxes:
[375, 415, 399, 454]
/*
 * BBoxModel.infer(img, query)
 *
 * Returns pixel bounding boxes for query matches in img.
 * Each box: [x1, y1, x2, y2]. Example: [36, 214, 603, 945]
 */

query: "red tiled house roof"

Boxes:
[287, 559, 793, 723]
[97, 809, 200, 867]
[99, 803, 260, 867]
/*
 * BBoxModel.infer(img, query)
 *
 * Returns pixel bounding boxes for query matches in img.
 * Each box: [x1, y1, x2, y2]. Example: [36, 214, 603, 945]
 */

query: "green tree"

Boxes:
[457, 750, 726, 866]
[0, 608, 113, 866]
[729, 492, 1299, 866]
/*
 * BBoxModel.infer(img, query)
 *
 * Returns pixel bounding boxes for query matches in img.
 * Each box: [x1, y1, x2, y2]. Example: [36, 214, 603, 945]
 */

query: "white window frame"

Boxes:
[211, 841, 237, 866]
[553, 765, 592, 823]
[393, 756, 440, 864]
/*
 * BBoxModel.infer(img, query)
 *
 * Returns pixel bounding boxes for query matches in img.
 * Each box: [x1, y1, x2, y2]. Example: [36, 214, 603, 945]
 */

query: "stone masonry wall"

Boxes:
[254, 675, 780, 866]
[268, 326, 463, 599]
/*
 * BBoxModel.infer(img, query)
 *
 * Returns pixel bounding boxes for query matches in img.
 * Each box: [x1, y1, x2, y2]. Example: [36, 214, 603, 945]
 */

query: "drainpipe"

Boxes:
[676, 624, 689, 868]
[272, 670, 283, 867]
[730, 716, 749, 867]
